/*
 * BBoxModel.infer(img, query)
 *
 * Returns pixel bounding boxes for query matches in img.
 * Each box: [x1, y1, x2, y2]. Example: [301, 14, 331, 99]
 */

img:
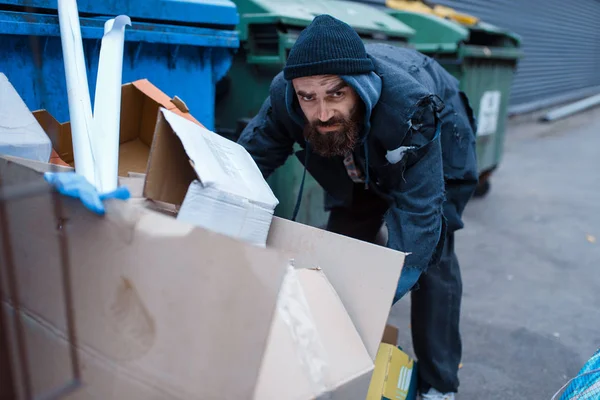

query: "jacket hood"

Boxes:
[284, 72, 382, 221]
[284, 72, 383, 139]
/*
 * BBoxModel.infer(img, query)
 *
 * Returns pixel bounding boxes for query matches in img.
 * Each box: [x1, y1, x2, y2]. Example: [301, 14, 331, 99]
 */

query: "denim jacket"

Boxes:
[238, 43, 478, 278]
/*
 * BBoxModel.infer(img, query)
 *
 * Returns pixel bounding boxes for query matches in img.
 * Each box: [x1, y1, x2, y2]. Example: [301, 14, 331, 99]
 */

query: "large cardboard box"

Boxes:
[1, 155, 406, 399]
[32, 79, 200, 175]
[1, 100, 406, 398]
[0, 157, 290, 400]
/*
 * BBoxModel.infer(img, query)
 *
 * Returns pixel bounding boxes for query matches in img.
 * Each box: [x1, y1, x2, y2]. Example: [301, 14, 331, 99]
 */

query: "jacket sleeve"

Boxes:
[237, 96, 296, 179]
[383, 100, 447, 301]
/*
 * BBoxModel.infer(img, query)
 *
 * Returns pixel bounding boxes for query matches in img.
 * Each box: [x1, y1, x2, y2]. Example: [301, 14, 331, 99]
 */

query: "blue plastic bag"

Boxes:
[554, 348, 600, 400]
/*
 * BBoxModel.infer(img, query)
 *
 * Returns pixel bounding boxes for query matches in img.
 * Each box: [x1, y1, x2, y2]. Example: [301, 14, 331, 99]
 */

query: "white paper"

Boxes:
[93, 16, 131, 193]
[161, 108, 279, 210]
[57, 0, 97, 186]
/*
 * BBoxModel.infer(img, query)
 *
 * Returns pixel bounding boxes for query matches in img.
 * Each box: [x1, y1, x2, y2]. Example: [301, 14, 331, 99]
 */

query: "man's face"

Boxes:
[292, 75, 364, 157]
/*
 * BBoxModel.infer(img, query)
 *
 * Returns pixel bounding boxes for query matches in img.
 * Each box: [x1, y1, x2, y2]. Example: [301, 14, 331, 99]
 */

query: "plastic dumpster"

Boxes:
[216, 0, 415, 228]
[383, 1, 523, 196]
[0, 0, 240, 131]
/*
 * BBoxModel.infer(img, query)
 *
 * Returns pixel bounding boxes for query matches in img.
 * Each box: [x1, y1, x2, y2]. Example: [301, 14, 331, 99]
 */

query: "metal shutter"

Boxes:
[433, 0, 600, 113]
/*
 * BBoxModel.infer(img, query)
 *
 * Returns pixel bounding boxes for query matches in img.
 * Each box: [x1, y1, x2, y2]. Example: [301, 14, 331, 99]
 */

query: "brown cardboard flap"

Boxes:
[119, 83, 146, 144]
[32, 110, 74, 164]
[0, 157, 289, 399]
[143, 111, 197, 205]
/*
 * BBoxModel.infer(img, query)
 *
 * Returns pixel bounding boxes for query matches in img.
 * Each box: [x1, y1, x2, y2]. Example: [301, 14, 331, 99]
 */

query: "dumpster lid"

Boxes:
[471, 21, 521, 47]
[0, 0, 239, 27]
[386, 9, 521, 55]
[386, 9, 468, 52]
[237, 0, 415, 40]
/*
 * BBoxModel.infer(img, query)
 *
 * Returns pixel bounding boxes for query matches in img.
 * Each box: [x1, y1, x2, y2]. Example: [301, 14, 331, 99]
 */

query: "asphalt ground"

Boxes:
[389, 106, 600, 400]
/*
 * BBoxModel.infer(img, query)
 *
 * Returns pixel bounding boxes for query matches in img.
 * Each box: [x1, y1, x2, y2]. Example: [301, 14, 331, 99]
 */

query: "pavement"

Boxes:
[388, 106, 600, 399]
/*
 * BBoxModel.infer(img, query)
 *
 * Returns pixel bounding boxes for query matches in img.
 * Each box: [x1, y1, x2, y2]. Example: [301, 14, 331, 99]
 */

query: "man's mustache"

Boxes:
[313, 117, 345, 128]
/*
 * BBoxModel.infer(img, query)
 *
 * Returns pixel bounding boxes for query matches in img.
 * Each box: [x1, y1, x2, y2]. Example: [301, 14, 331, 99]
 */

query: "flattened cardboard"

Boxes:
[266, 217, 405, 361]
[255, 268, 374, 400]
[0, 157, 289, 399]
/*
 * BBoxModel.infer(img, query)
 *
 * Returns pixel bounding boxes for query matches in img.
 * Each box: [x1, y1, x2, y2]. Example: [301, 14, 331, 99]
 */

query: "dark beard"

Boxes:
[303, 104, 364, 158]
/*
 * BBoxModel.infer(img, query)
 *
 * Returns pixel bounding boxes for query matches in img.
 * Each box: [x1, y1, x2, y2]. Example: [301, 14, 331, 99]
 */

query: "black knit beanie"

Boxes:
[283, 14, 374, 80]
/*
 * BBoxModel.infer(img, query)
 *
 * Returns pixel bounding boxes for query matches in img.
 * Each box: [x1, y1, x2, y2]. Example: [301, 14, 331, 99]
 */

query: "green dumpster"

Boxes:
[215, 0, 415, 227]
[385, 8, 524, 196]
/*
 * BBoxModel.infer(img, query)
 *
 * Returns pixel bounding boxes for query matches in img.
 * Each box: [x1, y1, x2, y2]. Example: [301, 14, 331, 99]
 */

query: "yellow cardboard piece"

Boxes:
[367, 343, 417, 400]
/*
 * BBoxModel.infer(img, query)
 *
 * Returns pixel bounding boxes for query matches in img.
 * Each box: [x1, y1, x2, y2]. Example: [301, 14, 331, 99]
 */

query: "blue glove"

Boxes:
[43, 172, 130, 215]
[393, 267, 422, 304]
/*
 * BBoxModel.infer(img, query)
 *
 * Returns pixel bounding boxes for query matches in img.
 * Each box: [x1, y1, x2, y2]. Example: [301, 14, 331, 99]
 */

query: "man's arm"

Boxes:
[237, 95, 295, 179]
[383, 101, 446, 303]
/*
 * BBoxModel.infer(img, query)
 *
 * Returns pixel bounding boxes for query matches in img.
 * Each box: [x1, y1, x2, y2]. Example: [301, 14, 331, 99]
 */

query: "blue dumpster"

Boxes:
[0, 0, 240, 130]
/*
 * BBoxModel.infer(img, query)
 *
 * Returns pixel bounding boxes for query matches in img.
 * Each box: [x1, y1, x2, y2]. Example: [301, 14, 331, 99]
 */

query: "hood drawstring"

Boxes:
[291, 144, 310, 222]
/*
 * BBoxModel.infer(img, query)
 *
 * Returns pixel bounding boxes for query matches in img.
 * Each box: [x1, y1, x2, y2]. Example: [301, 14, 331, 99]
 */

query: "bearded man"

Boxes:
[238, 14, 478, 400]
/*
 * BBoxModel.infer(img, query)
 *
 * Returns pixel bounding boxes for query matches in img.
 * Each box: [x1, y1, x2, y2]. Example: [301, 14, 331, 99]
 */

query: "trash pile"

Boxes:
[0, 1, 417, 399]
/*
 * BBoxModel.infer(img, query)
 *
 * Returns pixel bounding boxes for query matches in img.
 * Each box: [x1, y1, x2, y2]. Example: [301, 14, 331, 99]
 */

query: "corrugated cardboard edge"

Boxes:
[131, 80, 202, 127]
[0, 155, 73, 174]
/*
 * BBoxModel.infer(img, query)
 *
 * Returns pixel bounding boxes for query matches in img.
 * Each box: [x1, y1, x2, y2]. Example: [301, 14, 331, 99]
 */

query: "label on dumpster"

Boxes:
[477, 90, 502, 136]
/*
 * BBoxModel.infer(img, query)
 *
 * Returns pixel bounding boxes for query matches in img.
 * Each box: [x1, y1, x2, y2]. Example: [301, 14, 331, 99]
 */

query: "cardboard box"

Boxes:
[1, 153, 406, 399]
[0, 156, 289, 400]
[31, 81, 278, 246]
[121, 105, 408, 397]
[32, 79, 200, 175]
[366, 324, 418, 400]
[157, 110, 279, 247]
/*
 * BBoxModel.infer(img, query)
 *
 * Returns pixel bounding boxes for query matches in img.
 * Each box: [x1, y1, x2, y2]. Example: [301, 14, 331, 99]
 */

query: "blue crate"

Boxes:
[0, 0, 240, 130]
